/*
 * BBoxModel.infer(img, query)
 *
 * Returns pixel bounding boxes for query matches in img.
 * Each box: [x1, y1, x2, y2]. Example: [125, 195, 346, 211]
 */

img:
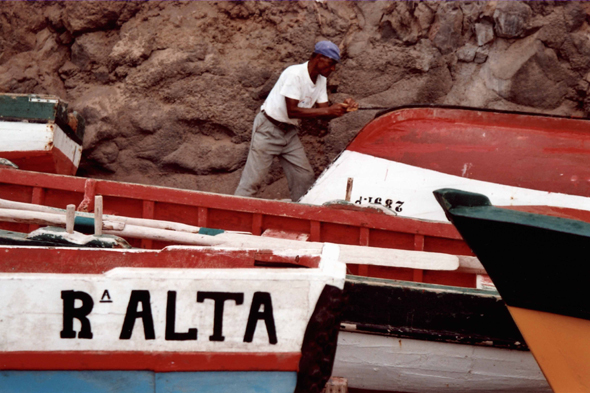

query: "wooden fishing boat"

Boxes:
[301, 106, 590, 222]
[435, 188, 590, 393]
[0, 167, 553, 392]
[0, 235, 346, 393]
[0, 93, 84, 175]
[334, 277, 550, 393]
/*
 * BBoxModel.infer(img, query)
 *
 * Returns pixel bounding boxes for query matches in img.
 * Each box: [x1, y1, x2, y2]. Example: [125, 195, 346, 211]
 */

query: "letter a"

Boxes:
[119, 290, 156, 340]
[243, 292, 277, 344]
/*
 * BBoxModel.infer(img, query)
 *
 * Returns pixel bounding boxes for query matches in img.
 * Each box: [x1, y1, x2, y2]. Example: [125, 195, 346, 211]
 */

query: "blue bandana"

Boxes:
[314, 41, 341, 62]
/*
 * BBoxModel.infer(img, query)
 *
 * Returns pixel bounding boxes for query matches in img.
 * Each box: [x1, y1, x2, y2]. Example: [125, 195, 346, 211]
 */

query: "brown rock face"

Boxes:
[0, 1, 588, 199]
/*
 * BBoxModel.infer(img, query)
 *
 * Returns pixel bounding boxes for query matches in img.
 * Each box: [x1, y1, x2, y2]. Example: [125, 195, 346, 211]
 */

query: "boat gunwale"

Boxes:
[0, 167, 463, 241]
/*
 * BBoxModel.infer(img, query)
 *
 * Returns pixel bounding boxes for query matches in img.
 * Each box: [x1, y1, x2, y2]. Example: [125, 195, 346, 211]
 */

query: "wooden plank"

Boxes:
[359, 228, 369, 246]
[333, 331, 550, 393]
[0, 168, 463, 241]
[78, 178, 97, 212]
[309, 221, 321, 242]
[198, 206, 208, 227]
[412, 234, 425, 281]
[0, 167, 86, 191]
[0, 198, 215, 235]
[94, 196, 103, 236]
[0, 210, 461, 271]
[342, 275, 526, 349]
[0, 94, 60, 122]
[252, 213, 263, 236]
[345, 178, 353, 202]
[28, 186, 44, 232]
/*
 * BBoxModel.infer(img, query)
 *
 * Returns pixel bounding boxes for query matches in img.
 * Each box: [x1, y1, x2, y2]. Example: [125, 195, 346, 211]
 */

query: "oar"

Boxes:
[0, 197, 244, 235]
[0, 207, 468, 272]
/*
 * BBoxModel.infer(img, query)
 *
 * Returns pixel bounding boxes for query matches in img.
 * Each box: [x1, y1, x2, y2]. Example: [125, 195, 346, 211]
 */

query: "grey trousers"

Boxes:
[235, 111, 315, 201]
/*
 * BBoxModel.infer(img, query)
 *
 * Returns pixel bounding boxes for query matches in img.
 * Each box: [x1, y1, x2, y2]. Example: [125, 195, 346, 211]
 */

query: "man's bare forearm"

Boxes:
[286, 97, 354, 119]
[286, 105, 344, 119]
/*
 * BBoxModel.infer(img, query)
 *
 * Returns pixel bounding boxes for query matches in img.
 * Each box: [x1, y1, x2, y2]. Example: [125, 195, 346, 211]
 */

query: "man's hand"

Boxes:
[287, 97, 359, 119]
[326, 103, 348, 117]
[342, 98, 359, 112]
[325, 98, 359, 117]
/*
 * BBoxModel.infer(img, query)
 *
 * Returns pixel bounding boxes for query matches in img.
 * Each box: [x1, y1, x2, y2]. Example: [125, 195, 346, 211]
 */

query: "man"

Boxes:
[235, 40, 358, 201]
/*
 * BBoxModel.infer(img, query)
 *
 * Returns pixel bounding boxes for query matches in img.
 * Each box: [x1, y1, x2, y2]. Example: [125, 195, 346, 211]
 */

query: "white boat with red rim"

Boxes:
[0, 93, 84, 176]
[300, 105, 590, 222]
[0, 241, 346, 393]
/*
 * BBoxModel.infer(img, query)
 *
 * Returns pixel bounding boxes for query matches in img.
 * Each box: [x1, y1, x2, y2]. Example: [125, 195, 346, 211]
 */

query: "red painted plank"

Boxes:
[0, 352, 300, 372]
[252, 213, 263, 236]
[309, 221, 321, 242]
[0, 167, 86, 191]
[141, 200, 155, 249]
[0, 169, 463, 240]
[197, 206, 208, 227]
[78, 179, 97, 212]
[0, 167, 477, 286]
[28, 186, 44, 232]
[1, 143, 78, 176]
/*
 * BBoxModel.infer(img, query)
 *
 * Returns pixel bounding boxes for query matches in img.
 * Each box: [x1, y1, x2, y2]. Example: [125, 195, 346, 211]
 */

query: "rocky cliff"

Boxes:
[1, 1, 589, 199]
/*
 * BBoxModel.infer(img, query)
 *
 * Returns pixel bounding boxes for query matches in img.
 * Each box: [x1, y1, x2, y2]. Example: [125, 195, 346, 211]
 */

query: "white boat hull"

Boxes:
[333, 331, 551, 393]
[301, 151, 590, 222]
[0, 121, 82, 175]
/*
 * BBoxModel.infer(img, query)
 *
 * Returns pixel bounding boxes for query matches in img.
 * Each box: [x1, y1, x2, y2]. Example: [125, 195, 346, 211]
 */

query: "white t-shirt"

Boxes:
[261, 62, 329, 126]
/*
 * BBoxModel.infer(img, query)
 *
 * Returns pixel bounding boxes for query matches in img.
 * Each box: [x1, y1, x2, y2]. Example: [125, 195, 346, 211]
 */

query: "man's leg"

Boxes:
[235, 112, 285, 197]
[279, 131, 315, 201]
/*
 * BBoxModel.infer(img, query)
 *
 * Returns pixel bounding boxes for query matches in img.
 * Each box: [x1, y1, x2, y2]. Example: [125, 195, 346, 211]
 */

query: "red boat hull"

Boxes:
[348, 107, 590, 197]
[0, 167, 476, 288]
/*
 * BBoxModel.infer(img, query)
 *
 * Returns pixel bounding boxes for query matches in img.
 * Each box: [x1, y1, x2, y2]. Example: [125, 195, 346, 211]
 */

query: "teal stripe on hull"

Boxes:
[0, 371, 296, 393]
[0, 371, 154, 393]
[156, 371, 297, 393]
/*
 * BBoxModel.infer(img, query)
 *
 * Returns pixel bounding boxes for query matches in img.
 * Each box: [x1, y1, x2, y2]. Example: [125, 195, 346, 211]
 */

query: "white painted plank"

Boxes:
[301, 151, 590, 222]
[0, 207, 460, 271]
[0, 122, 81, 166]
[53, 124, 82, 166]
[0, 122, 53, 152]
[0, 245, 345, 354]
[0, 198, 246, 235]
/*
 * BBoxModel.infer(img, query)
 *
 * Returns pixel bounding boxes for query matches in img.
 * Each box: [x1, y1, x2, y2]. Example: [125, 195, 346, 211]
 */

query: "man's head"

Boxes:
[311, 41, 340, 78]
[313, 41, 340, 63]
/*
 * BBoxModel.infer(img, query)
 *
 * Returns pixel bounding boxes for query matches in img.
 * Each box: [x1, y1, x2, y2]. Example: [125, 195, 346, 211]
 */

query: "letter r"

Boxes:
[60, 290, 94, 339]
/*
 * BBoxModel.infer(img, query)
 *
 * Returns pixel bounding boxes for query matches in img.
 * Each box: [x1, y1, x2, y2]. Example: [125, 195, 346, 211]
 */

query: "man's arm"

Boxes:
[286, 98, 348, 119]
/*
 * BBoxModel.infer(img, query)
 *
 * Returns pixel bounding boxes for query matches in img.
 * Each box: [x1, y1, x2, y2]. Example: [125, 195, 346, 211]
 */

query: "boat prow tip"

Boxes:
[433, 188, 492, 215]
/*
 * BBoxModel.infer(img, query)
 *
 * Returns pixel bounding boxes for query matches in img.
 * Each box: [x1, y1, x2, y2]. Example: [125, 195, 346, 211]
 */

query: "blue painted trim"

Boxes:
[0, 371, 154, 393]
[0, 371, 297, 393]
[156, 371, 296, 393]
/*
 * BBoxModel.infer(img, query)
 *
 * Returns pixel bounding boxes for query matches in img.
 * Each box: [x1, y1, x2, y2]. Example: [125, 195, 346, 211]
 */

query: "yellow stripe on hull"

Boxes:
[508, 306, 590, 393]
